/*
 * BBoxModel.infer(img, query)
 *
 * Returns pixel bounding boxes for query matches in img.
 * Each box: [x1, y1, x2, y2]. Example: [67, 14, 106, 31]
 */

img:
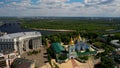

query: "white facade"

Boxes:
[0, 31, 42, 54]
[110, 40, 120, 48]
[0, 53, 18, 68]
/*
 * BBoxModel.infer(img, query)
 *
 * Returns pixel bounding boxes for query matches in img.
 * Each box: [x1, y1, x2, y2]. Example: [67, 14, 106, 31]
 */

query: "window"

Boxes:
[71, 48, 74, 52]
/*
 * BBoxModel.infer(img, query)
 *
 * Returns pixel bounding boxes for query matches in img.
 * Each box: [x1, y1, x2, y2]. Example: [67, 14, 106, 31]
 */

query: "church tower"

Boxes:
[68, 37, 77, 59]
[82, 38, 86, 43]
[77, 34, 82, 42]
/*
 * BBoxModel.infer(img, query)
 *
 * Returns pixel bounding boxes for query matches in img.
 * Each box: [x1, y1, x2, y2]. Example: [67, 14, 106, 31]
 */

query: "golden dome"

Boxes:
[69, 37, 74, 45]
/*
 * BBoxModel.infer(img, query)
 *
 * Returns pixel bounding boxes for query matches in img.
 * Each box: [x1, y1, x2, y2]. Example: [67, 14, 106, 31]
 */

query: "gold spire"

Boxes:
[77, 34, 82, 42]
[69, 37, 74, 45]
[82, 38, 86, 42]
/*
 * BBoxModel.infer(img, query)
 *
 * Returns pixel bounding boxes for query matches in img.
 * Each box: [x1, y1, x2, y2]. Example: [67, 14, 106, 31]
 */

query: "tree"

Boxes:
[93, 42, 104, 48]
[50, 35, 61, 43]
[101, 57, 115, 68]
[47, 48, 54, 58]
[79, 56, 88, 60]
[86, 49, 90, 52]
[95, 53, 102, 59]
[61, 36, 70, 45]
[58, 54, 67, 60]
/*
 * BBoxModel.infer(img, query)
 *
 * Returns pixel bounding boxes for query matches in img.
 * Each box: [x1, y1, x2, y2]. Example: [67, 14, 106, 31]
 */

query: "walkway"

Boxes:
[41, 57, 95, 68]
[71, 59, 78, 68]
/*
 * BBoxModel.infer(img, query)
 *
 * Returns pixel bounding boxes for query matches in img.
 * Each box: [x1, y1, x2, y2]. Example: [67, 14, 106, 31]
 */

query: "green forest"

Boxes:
[21, 19, 120, 32]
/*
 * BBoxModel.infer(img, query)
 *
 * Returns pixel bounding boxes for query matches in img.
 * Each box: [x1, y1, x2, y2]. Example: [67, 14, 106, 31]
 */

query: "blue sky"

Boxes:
[0, 0, 120, 17]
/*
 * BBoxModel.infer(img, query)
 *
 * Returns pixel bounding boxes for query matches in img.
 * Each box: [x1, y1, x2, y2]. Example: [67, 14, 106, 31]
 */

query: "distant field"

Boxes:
[21, 19, 120, 32]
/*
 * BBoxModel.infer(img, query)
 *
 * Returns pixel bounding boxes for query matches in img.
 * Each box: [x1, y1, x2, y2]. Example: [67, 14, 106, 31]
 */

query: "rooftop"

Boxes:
[0, 31, 41, 39]
[110, 40, 120, 47]
[51, 43, 65, 54]
[77, 51, 97, 56]
[116, 51, 120, 55]
[0, 53, 4, 57]
[75, 41, 90, 51]
[11, 58, 35, 68]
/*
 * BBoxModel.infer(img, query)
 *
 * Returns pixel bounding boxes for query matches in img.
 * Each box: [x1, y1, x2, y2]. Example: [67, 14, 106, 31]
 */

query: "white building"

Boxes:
[0, 31, 42, 54]
[0, 53, 18, 68]
[110, 40, 120, 48]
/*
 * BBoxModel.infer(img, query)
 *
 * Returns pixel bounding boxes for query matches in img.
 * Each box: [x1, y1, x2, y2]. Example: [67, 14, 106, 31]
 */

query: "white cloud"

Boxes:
[84, 0, 113, 5]
[0, 0, 120, 17]
[11, 0, 31, 7]
[40, 0, 69, 3]
[0, 2, 4, 4]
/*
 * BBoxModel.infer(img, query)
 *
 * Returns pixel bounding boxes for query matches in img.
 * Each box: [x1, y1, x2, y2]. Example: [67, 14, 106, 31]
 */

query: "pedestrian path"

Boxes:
[71, 59, 79, 68]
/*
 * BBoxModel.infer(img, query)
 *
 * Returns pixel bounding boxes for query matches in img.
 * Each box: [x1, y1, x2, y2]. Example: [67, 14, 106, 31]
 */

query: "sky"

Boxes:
[0, 0, 120, 17]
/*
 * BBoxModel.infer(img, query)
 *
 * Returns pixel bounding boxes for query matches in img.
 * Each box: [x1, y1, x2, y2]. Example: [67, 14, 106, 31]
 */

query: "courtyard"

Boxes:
[21, 46, 48, 68]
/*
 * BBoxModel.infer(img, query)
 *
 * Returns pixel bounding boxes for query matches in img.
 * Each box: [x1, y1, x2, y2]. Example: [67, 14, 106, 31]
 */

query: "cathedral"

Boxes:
[68, 34, 91, 59]
[51, 34, 96, 63]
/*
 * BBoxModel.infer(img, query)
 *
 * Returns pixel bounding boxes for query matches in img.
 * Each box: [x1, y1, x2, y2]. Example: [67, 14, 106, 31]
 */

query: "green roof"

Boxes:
[77, 51, 97, 56]
[51, 43, 65, 54]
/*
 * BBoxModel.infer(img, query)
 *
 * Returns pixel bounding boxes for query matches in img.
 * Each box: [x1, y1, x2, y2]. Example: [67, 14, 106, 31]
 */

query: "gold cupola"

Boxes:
[69, 37, 74, 45]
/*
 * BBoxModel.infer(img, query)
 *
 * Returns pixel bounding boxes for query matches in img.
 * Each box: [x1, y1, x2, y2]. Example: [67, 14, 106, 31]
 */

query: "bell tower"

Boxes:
[68, 37, 77, 59]
[77, 34, 82, 42]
